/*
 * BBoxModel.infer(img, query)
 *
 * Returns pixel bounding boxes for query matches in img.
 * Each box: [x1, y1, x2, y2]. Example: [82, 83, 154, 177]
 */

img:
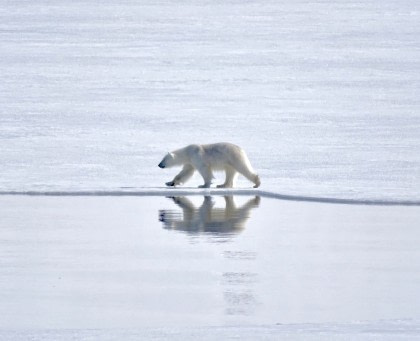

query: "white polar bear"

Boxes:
[158, 142, 261, 188]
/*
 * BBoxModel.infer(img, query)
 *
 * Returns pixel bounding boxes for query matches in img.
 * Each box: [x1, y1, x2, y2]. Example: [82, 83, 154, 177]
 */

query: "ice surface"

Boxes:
[1, 0, 419, 200]
[1, 195, 420, 339]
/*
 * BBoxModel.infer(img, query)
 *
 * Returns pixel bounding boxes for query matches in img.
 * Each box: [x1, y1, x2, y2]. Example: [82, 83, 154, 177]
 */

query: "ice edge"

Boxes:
[0, 188, 419, 206]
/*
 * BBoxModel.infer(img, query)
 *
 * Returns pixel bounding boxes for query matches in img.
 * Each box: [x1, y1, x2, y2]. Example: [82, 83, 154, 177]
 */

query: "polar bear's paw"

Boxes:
[253, 175, 261, 188]
[198, 184, 211, 188]
[217, 184, 233, 188]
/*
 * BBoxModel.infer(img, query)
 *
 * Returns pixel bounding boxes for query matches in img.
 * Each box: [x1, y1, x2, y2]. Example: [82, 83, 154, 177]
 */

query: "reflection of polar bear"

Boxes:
[158, 142, 260, 188]
[159, 196, 260, 235]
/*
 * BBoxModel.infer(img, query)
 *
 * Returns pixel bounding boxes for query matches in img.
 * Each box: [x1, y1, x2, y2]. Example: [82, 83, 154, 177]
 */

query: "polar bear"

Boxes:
[158, 142, 260, 188]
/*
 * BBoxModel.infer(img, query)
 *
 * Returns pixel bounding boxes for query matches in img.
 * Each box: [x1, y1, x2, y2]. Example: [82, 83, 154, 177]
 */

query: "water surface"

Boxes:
[1, 195, 419, 329]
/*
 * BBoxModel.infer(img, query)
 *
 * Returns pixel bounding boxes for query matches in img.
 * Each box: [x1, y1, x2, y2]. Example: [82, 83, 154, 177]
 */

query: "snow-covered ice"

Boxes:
[1, 0, 419, 201]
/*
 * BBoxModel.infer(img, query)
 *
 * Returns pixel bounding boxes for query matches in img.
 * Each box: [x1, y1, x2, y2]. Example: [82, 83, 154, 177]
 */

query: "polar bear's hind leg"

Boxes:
[217, 166, 237, 188]
[233, 160, 261, 188]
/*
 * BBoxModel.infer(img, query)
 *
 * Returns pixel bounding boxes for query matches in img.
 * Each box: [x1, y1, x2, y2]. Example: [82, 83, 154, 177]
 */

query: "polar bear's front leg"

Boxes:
[166, 164, 195, 187]
[196, 165, 214, 188]
[189, 154, 214, 188]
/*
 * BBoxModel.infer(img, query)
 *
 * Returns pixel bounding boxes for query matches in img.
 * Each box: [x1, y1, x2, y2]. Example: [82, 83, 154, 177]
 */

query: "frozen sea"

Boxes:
[1, 0, 419, 200]
[1, 0, 420, 339]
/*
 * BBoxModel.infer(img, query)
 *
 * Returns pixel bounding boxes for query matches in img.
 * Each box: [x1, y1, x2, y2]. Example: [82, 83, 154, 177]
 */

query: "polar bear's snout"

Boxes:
[159, 152, 176, 169]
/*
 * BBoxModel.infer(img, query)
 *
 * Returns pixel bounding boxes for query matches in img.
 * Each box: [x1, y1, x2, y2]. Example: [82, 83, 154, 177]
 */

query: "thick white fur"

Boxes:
[158, 142, 260, 188]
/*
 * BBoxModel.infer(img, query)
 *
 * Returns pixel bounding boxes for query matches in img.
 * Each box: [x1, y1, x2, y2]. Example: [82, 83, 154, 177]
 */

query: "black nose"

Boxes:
[158, 163, 165, 168]
[159, 212, 165, 222]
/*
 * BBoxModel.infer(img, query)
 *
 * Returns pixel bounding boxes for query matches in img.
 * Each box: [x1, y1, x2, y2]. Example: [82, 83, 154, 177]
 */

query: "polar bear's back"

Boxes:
[201, 142, 254, 172]
[202, 142, 241, 154]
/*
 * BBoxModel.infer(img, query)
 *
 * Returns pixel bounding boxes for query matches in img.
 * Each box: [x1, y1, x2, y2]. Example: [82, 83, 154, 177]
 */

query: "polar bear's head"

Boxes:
[158, 152, 177, 168]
